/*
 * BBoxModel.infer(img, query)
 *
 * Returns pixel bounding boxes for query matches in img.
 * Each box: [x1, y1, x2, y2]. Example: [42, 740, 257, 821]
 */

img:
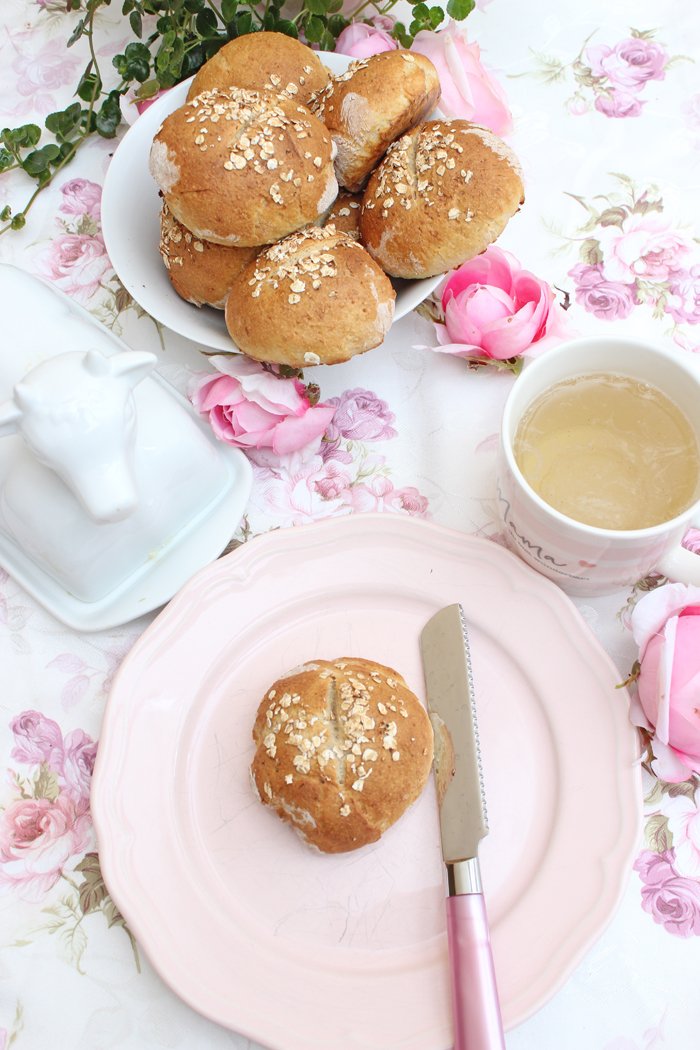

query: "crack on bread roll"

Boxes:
[360, 117, 525, 278]
[250, 658, 434, 853]
[225, 224, 395, 367]
[150, 87, 337, 247]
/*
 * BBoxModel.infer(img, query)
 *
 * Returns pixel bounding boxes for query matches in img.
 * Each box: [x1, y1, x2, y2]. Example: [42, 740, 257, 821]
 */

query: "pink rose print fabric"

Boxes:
[0, 711, 94, 901]
[563, 175, 700, 346]
[528, 28, 675, 120]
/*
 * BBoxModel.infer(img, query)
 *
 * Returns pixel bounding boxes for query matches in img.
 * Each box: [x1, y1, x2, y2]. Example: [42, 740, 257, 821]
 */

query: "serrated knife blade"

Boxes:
[420, 602, 488, 865]
[420, 603, 505, 1050]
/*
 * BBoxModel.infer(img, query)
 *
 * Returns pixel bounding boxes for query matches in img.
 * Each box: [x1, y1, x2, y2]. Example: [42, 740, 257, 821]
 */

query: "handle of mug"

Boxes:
[658, 519, 700, 585]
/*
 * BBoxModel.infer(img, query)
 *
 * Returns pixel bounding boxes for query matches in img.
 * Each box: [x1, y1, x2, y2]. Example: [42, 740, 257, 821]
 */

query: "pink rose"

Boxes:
[0, 793, 91, 901]
[659, 785, 700, 878]
[334, 23, 397, 59]
[412, 21, 512, 136]
[666, 266, 700, 325]
[585, 38, 668, 93]
[59, 178, 102, 222]
[10, 710, 63, 770]
[569, 263, 638, 319]
[314, 460, 353, 500]
[630, 582, 700, 781]
[634, 849, 700, 937]
[594, 90, 644, 119]
[255, 451, 346, 525]
[433, 246, 563, 361]
[61, 729, 98, 803]
[683, 527, 700, 556]
[191, 355, 335, 456]
[10, 35, 80, 115]
[384, 485, 430, 517]
[38, 233, 111, 303]
[325, 388, 396, 443]
[597, 215, 691, 284]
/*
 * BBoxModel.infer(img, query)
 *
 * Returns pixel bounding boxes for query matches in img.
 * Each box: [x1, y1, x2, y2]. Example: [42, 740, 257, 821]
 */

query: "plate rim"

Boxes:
[92, 513, 642, 1047]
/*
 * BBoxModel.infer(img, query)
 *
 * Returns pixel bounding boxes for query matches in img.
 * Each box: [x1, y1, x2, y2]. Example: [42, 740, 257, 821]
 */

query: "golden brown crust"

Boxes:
[186, 32, 330, 108]
[311, 50, 441, 193]
[225, 225, 395, 367]
[158, 202, 259, 308]
[250, 657, 434, 854]
[150, 87, 337, 247]
[359, 119, 525, 279]
[321, 190, 362, 239]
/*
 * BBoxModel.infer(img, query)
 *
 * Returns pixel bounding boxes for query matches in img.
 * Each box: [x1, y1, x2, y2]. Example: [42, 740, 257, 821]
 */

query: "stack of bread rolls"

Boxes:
[149, 32, 525, 367]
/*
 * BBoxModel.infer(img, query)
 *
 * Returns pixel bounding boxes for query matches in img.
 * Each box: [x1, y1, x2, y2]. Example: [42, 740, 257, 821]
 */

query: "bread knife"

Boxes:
[420, 603, 505, 1050]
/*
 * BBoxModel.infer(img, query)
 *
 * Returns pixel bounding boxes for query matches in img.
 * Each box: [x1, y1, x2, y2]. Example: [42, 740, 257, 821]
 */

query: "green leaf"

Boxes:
[2, 124, 41, 149]
[428, 6, 444, 28]
[221, 0, 237, 20]
[304, 14, 325, 42]
[305, 0, 329, 14]
[33, 761, 60, 800]
[644, 814, 672, 852]
[95, 91, 122, 138]
[446, 0, 475, 19]
[235, 10, 252, 35]
[275, 19, 298, 38]
[326, 13, 348, 36]
[0, 203, 12, 220]
[412, 3, 429, 17]
[319, 27, 336, 50]
[76, 852, 110, 914]
[10, 214, 26, 230]
[76, 69, 102, 103]
[67, 18, 86, 47]
[0, 150, 14, 173]
[122, 0, 136, 13]
[45, 103, 82, 141]
[129, 9, 143, 36]
[114, 40, 152, 82]
[195, 8, 218, 36]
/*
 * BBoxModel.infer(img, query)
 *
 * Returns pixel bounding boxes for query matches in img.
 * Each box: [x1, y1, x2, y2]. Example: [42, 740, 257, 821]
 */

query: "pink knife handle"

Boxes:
[445, 893, 505, 1050]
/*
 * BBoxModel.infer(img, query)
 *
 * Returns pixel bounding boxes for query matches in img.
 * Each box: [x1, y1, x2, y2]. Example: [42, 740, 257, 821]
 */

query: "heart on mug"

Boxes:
[579, 560, 597, 569]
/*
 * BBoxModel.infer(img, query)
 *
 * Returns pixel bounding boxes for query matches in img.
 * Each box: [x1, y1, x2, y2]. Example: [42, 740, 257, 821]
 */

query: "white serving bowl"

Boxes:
[101, 50, 442, 353]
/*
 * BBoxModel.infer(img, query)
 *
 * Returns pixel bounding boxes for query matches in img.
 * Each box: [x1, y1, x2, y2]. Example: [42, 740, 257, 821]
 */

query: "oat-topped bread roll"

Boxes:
[158, 203, 259, 308]
[150, 87, 337, 247]
[360, 119, 525, 279]
[250, 658, 434, 854]
[226, 225, 395, 367]
[311, 50, 441, 193]
[186, 31, 330, 108]
[321, 190, 362, 239]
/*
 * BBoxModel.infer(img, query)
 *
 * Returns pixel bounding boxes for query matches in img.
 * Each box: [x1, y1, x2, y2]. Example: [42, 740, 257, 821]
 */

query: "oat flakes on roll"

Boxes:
[360, 119, 525, 279]
[250, 658, 434, 854]
[186, 31, 330, 108]
[225, 225, 395, 368]
[310, 50, 441, 193]
[150, 87, 337, 247]
[159, 203, 259, 309]
[320, 190, 362, 239]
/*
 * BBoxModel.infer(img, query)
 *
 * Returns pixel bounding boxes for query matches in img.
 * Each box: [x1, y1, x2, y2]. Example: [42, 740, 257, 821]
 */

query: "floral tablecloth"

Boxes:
[1, 0, 699, 1047]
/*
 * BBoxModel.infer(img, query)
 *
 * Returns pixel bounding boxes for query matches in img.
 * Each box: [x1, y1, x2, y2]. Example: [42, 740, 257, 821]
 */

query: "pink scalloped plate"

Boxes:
[92, 514, 642, 1050]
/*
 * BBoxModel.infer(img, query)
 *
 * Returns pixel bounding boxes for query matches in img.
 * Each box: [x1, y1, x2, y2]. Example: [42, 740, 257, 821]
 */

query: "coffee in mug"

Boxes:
[513, 372, 700, 531]
[498, 337, 700, 595]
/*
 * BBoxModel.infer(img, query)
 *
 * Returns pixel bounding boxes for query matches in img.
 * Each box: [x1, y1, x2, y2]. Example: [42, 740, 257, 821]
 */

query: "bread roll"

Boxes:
[321, 190, 362, 239]
[359, 119, 525, 279]
[311, 50, 441, 193]
[250, 658, 434, 854]
[225, 225, 395, 367]
[150, 87, 337, 247]
[186, 31, 330, 108]
[158, 203, 258, 308]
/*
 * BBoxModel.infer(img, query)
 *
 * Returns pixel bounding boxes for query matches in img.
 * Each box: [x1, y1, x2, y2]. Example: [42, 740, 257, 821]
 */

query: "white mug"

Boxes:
[498, 336, 700, 596]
